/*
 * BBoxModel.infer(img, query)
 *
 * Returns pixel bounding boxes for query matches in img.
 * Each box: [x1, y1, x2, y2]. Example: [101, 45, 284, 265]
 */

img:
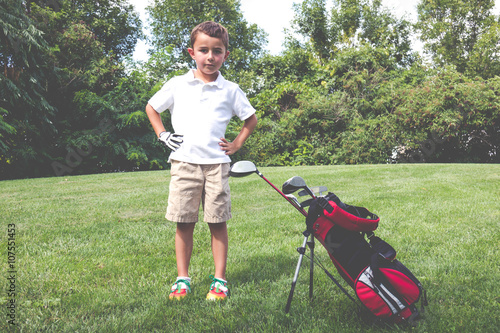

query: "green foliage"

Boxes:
[2, 0, 499, 180]
[35, 0, 143, 59]
[251, 48, 314, 90]
[466, 20, 500, 79]
[293, 0, 331, 59]
[139, 45, 185, 83]
[416, 0, 499, 78]
[0, 0, 145, 179]
[148, 0, 267, 77]
[65, 66, 174, 174]
[0, 0, 56, 178]
[335, 115, 397, 164]
[292, 0, 416, 66]
[392, 68, 500, 163]
[245, 86, 344, 166]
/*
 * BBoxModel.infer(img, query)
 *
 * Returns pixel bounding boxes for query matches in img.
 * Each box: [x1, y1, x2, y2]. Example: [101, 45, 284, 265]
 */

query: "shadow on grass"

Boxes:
[230, 252, 300, 284]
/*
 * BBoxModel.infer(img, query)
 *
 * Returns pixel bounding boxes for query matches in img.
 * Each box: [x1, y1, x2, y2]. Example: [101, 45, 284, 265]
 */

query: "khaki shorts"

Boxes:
[166, 161, 231, 223]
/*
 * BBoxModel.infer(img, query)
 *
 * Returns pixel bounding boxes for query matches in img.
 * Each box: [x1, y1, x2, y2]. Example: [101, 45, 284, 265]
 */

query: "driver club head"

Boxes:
[229, 161, 259, 177]
[230, 161, 309, 217]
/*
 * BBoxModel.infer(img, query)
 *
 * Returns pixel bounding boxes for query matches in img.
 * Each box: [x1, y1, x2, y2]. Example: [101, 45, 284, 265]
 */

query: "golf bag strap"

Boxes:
[369, 236, 398, 283]
[305, 251, 361, 309]
[320, 259, 359, 306]
[305, 198, 323, 232]
[305, 196, 336, 231]
[370, 236, 397, 262]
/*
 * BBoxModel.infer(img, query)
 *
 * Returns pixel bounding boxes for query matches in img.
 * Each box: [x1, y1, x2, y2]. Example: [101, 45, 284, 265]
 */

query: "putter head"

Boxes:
[282, 176, 308, 194]
[229, 161, 258, 177]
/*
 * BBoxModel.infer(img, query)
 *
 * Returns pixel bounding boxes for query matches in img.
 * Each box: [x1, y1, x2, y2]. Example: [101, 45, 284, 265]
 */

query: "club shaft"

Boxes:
[259, 173, 307, 217]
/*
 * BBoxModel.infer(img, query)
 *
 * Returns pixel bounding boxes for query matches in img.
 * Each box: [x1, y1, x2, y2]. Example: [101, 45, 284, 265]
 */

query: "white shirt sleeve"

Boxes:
[148, 78, 176, 113]
[232, 86, 256, 120]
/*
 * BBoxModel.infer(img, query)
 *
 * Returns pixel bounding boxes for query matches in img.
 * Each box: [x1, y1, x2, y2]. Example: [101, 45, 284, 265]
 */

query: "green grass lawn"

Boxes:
[1, 164, 499, 332]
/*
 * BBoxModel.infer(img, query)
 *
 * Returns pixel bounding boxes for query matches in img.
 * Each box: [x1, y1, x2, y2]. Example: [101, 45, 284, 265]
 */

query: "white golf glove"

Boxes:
[158, 131, 183, 152]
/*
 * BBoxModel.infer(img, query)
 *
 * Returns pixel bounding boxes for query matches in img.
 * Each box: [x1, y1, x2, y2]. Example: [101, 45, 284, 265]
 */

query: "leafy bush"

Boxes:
[392, 68, 500, 163]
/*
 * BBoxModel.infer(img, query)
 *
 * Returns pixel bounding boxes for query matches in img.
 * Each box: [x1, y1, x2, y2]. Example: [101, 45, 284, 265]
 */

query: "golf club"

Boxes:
[282, 176, 316, 198]
[229, 161, 308, 217]
[230, 160, 330, 313]
[285, 194, 302, 210]
[298, 186, 328, 197]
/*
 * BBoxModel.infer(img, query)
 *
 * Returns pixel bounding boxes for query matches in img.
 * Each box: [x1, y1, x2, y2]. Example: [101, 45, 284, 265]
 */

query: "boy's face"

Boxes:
[188, 32, 229, 83]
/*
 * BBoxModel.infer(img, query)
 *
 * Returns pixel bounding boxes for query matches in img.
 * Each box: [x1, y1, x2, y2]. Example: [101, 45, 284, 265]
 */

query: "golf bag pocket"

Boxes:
[354, 260, 424, 323]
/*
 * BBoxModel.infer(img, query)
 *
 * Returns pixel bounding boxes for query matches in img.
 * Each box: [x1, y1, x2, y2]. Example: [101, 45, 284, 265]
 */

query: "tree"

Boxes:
[416, 0, 500, 78]
[148, 0, 267, 77]
[0, 0, 56, 178]
[29, 0, 142, 93]
[1, 0, 144, 179]
[293, 0, 331, 60]
[243, 0, 417, 166]
[29, 0, 142, 59]
[466, 21, 500, 79]
[293, 0, 416, 66]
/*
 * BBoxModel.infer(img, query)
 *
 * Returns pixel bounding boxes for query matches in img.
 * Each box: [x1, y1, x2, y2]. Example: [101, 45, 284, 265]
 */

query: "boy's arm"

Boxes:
[219, 114, 258, 155]
[146, 103, 183, 151]
[145, 103, 166, 137]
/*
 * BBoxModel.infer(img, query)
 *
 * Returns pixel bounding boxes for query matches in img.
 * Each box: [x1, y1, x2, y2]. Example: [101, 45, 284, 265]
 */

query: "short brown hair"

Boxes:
[190, 21, 229, 50]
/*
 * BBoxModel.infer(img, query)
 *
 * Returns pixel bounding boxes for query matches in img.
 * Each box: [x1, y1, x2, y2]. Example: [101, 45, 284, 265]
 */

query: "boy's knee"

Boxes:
[177, 222, 196, 232]
[208, 222, 227, 233]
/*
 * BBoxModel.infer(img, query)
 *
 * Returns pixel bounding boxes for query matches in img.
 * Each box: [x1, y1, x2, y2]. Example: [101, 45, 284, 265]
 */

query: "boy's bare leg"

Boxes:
[208, 222, 228, 280]
[175, 222, 196, 277]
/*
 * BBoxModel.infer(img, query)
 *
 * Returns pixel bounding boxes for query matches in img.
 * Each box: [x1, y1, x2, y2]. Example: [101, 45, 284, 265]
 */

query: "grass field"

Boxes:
[1, 164, 499, 332]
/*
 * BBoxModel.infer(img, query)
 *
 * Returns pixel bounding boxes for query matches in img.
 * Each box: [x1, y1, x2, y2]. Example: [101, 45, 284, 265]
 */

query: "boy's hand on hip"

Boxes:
[219, 138, 240, 155]
[158, 131, 184, 151]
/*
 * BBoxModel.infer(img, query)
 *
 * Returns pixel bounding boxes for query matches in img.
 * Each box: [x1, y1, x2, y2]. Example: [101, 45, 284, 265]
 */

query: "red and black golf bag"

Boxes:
[306, 193, 428, 325]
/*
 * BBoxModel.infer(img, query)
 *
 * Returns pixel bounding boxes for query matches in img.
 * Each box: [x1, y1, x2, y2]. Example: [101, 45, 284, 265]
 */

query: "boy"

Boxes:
[145, 21, 258, 301]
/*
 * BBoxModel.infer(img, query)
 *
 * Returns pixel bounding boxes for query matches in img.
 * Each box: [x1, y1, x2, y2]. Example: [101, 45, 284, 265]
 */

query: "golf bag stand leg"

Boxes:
[308, 234, 315, 300]
[285, 230, 314, 314]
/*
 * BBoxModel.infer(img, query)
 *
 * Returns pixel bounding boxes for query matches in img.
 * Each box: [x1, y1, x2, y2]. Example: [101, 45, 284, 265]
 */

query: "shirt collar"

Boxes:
[186, 69, 225, 88]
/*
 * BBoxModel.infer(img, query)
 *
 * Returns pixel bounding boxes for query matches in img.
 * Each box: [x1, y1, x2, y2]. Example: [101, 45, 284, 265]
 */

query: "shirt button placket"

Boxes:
[201, 85, 210, 101]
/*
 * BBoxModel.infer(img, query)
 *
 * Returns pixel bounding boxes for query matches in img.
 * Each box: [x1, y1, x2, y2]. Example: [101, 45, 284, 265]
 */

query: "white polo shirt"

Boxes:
[148, 70, 256, 164]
